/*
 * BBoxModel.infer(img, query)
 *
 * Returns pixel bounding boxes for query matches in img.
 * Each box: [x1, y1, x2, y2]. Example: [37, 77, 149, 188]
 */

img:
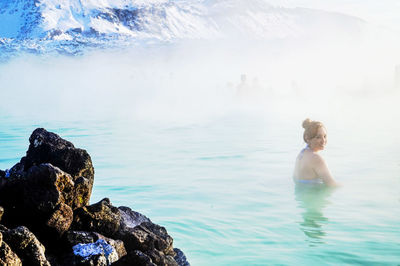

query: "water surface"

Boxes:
[1, 98, 399, 265]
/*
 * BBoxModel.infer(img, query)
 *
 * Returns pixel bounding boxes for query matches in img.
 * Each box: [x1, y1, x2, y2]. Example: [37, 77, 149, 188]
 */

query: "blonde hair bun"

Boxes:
[302, 118, 325, 143]
[302, 118, 312, 129]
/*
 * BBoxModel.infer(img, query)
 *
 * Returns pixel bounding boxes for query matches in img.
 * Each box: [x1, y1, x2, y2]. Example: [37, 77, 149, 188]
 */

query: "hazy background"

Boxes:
[0, 37, 399, 123]
[1, 0, 400, 142]
[1, 2, 400, 264]
[271, 0, 400, 31]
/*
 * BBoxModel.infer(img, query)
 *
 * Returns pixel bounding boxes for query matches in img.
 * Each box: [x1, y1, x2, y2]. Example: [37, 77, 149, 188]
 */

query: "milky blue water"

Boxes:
[1, 96, 400, 265]
[1, 0, 400, 262]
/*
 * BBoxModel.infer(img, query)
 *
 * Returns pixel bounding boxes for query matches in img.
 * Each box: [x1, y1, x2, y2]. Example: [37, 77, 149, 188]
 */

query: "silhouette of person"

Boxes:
[236, 74, 250, 98]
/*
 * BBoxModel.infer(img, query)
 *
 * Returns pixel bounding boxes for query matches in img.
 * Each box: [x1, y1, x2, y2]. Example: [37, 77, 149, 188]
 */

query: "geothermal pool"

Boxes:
[1, 93, 399, 265]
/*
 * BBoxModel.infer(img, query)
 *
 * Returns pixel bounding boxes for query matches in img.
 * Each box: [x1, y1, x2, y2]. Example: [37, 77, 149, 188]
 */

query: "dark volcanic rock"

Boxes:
[0, 128, 94, 209]
[147, 249, 177, 266]
[0, 128, 189, 266]
[23, 128, 94, 209]
[0, 128, 94, 230]
[65, 231, 98, 245]
[62, 231, 127, 266]
[114, 249, 156, 266]
[173, 248, 190, 266]
[72, 199, 179, 265]
[117, 208, 171, 254]
[2, 226, 50, 266]
[25, 128, 93, 180]
[0, 224, 8, 232]
[0, 175, 26, 226]
[0, 163, 75, 236]
[68, 253, 109, 266]
[116, 221, 177, 266]
[119, 206, 151, 231]
[24, 164, 75, 213]
[129, 222, 175, 255]
[0, 206, 3, 222]
[0, 237, 22, 266]
[65, 231, 127, 259]
[72, 198, 121, 238]
[46, 203, 74, 236]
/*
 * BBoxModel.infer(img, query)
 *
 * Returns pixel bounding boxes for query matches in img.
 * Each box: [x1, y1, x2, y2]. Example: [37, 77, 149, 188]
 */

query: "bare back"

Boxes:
[293, 148, 336, 186]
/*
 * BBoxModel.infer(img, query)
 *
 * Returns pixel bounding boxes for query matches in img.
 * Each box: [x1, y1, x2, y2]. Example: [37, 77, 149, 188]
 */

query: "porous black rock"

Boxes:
[46, 203, 74, 236]
[118, 206, 151, 231]
[65, 231, 127, 258]
[113, 249, 156, 266]
[0, 237, 22, 266]
[61, 231, 127, 266]
[25, 128, 94, 182]
[1, 226, 50, 266]
[25, 128, 94, 209]
[115, 220, 177, 266]
[0, 163, 75, 237]
[0, 128, 94, 213]
[0, 174, 26, 226]
[71, 199, 180, 265]
[173, 248, 190, 266]
[71, 198, 121, 238]
[0, 128, 189, 266]
[24, 164, 75, 213]
[0, 128, 94, 232]
[0, 206, 3, 222]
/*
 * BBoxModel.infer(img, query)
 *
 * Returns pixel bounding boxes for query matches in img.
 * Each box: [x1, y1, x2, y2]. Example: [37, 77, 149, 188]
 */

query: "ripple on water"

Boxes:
[1, 113, 400, 265]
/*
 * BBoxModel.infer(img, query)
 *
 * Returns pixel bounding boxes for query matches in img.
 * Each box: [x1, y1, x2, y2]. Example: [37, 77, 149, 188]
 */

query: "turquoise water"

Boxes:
[1, 98, 400, 265]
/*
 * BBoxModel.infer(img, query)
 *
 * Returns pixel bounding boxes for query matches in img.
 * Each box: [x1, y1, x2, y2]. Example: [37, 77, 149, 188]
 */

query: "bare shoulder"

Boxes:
[310, 152, 326, 165]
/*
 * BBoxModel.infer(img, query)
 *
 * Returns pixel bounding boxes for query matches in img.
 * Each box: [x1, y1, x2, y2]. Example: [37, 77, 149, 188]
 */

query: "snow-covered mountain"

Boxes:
[0, 0, 365, 57]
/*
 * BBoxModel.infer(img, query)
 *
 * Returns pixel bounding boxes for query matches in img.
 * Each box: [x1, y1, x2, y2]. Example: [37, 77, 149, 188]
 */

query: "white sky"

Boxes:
[269, 0, 400, 31]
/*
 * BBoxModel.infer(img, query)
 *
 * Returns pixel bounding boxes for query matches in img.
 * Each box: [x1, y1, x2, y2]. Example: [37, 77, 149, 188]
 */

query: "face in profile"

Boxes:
[307, 127, 327, 152]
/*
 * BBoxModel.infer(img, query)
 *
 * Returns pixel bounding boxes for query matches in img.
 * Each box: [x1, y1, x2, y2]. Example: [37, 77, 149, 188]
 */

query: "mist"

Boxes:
[1, 23, 400, 125]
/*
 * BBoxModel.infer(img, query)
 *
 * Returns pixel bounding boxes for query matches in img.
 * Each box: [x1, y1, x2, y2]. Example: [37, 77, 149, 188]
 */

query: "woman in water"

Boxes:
[293, 118, 338, 186]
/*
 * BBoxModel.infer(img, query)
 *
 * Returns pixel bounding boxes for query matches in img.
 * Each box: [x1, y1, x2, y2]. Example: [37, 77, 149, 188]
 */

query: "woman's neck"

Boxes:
[306, 144, 319, 153]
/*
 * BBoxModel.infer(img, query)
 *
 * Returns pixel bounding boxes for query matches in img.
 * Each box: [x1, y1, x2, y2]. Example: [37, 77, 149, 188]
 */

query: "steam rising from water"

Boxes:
[1, 30, 400, 125]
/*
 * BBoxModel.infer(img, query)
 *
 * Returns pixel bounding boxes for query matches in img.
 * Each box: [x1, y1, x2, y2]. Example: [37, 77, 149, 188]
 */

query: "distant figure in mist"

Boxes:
[236, 74, 250, 97]
[293, 119, 338, 187]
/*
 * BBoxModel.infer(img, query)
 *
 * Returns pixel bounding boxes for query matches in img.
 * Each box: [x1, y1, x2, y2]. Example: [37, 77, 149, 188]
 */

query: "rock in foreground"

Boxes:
[0, 128, 189, 266]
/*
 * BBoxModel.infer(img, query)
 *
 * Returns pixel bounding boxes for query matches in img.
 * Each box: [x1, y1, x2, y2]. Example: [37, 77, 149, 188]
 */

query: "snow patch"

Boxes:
[73, 239, 118, 264]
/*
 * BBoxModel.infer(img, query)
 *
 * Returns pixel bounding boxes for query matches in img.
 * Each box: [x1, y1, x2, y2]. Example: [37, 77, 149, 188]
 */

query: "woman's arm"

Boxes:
[313, 154, 338, 186]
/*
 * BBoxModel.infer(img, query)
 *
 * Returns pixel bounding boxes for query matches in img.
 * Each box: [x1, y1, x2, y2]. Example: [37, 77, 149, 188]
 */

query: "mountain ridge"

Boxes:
[0, 0, 366, 57]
